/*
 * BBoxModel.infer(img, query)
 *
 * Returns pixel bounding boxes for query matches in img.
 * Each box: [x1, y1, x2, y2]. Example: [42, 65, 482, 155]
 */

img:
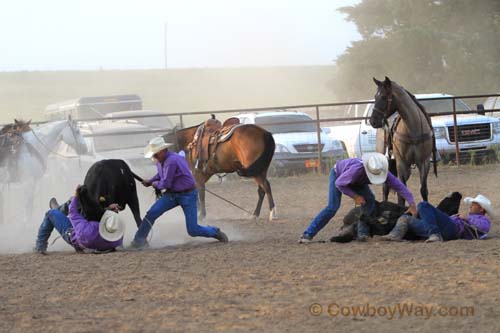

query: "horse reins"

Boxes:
[29, 121, 84, 159]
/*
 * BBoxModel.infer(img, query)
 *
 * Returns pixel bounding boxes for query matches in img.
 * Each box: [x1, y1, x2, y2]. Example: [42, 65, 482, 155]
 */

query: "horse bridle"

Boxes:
[372, 94, 393, 128]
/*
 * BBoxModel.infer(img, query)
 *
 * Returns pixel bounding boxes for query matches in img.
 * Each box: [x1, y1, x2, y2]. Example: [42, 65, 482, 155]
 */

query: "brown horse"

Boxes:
[370, 77, 437, 206]
[0, 119, 32, 135]
[162, 122, 277, 221]
[0, 119, 32, 166]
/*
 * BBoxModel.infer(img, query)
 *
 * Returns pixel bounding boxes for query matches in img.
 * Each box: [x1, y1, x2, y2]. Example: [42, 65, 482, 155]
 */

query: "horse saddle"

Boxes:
[189, 117, 242, 171]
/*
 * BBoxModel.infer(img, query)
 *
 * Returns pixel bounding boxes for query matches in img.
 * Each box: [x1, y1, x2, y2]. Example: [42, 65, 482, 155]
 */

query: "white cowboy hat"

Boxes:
[464, 194, 494, 217]
[144, 136, 174, 158]
[99, 210, 125, 242]
[362, 152, 389, 185]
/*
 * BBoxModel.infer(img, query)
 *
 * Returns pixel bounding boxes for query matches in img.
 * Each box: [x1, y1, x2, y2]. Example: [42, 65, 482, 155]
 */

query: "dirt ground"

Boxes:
[1, 164, 500, 332]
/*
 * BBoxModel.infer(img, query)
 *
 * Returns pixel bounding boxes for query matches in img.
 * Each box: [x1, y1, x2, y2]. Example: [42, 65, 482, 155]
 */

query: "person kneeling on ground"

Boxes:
[34, 185, 124, 254]
[382, 194, 493, 242]
[130, 137, 228, 249]
[299, 152, 417, 243]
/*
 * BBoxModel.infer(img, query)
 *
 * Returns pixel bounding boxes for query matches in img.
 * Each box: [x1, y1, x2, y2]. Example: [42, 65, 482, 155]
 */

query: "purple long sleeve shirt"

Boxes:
[450, 214, 491, 239]
[335, 158, 415, 205]
[68, 197, 123, 251]
[148, 151, 196, 192]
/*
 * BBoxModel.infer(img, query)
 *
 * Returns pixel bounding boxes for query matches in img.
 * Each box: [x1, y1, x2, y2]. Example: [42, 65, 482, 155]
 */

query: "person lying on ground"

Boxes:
[330, 192, 463, 243]
[34, 185, 124, 255]
[330, 200, 406, 243]
[129, 137, 228, 250]
[381, 194, 493, 242]
[298, 152, 417, 243]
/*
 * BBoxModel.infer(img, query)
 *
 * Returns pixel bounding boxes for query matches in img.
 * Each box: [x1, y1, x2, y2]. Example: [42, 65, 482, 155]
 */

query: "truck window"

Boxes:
[419, 99, 470, 114]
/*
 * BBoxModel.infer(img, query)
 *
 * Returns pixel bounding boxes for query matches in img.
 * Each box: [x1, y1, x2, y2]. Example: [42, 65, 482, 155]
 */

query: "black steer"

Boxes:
[84, 159, 142, 227]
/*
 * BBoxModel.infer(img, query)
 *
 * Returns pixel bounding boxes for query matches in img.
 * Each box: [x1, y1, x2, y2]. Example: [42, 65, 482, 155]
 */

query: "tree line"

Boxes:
[332, 0, 500, 100]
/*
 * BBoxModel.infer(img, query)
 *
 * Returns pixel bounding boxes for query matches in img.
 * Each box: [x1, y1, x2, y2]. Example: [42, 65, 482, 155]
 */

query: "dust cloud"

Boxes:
[0, 160, 242, 254]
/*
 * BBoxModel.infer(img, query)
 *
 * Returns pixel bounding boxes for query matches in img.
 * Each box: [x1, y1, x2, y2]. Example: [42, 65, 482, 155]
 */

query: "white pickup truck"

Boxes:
[328, 93, 500, 163]
[236, 110, 347, 174]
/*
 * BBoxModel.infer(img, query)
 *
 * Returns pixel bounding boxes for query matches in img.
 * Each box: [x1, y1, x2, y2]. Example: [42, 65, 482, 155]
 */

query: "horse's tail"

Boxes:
[238, 130, 275, 177]
[432, 134, 438, 177]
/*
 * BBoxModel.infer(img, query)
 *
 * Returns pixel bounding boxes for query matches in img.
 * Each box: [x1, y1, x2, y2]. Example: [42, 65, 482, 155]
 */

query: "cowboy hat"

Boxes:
[464, 194, 494, 217]
[99, 210, 125, 242]
[362, 152, 389, 185]
[144, 136, 174, 158]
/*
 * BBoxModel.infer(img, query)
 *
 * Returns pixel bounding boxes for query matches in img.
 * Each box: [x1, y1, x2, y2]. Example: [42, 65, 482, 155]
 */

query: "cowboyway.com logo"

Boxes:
[309, 302, 474, 320]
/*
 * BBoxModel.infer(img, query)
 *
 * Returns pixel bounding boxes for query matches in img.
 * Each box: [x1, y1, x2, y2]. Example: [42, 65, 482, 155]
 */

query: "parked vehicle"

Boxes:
[483, 94, 500, 118]
[329, 94, 500, 163]
[236, 110, 347, 174]
[50, 122, 159, 182]
[44, 94, 142, 121]
[104, 110, 175, 131]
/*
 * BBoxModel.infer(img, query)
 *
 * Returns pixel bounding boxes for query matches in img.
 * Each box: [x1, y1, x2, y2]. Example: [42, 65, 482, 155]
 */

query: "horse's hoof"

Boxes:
[269, 209, 278, 221]
[251, 214, 258, 220]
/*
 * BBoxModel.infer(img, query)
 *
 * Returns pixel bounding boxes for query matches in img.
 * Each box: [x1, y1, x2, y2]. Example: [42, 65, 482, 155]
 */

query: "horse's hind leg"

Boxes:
[253, 186, 265, 219]
[194, 172, 210, 221]
[253, 174, 276, 221]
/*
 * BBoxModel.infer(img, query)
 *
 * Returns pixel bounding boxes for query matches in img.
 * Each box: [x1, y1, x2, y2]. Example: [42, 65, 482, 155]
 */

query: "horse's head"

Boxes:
[61, 119, 88, 155]
[13, 119, 32, 132]
[370, 76, 398, 128]
[162, 125, 199, 154]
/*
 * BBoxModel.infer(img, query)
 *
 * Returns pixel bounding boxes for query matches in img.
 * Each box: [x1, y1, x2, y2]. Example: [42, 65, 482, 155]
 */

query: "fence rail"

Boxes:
[4, 93, 500, 169]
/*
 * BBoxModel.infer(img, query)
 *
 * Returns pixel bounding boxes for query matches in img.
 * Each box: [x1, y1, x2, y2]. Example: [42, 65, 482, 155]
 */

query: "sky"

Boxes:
[0, 0, 360, 71]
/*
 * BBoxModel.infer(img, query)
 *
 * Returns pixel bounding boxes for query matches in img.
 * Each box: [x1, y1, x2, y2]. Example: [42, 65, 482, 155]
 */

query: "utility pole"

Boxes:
[164, 21, 168, 70]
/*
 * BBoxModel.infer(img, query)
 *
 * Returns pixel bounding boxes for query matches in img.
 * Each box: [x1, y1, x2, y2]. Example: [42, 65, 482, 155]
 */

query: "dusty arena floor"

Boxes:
[1, 164, 500, 332]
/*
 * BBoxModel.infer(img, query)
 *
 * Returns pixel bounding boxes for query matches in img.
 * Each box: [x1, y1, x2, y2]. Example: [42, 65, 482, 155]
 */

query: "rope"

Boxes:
[204, 187, 255, 216]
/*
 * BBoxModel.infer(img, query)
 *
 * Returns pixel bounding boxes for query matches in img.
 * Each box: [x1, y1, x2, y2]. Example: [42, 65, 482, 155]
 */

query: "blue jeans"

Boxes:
[406, 202, 460, 240]
[303, 168, 376, 238]
[133, 189, 218, 244]
[35, 209, 74, 250]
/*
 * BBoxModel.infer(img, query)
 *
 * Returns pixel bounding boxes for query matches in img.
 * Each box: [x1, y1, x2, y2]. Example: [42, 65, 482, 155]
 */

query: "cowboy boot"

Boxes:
[49, 197, 59, 210]
[380, 215, 409, 241]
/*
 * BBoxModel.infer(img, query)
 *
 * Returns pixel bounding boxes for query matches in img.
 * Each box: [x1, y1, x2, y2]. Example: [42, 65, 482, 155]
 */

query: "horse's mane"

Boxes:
[403, 88, 428, 117]
[391, 82, 433, 129]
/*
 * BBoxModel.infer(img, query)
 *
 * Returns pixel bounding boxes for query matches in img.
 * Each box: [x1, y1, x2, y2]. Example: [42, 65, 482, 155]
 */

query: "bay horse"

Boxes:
[369, 77, 437, 206]
[162, 122, 277, 221]
[0, 119, 87, 222]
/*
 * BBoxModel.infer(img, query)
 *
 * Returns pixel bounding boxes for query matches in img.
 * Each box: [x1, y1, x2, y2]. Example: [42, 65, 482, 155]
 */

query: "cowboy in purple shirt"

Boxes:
[35, 186, 124, 254]
[383, 194, 493, 242]
[299, 153, 417, 243]
[130, 137, 228, 249]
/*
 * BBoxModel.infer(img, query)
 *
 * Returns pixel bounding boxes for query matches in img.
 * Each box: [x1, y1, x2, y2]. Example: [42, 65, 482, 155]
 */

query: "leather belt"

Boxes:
[166, 187, 196, 194]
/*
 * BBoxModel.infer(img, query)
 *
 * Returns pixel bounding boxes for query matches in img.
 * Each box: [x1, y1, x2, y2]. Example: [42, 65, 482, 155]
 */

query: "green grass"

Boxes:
[0, 66, 337, 125]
